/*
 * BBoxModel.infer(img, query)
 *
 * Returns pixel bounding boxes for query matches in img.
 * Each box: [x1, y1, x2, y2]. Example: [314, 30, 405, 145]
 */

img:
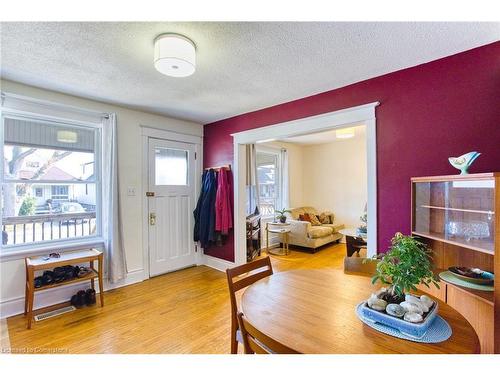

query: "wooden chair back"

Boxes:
[237, 312, 299, 354]
[226, 256, 273, 354]
[343, 256, 379, 276]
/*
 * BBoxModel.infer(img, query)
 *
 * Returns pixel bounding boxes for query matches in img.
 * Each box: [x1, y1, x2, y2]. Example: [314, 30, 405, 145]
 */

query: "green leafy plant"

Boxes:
[275, 208, 292, 223]
[18, 196, 37, 216]
[371, 232, 439, 297]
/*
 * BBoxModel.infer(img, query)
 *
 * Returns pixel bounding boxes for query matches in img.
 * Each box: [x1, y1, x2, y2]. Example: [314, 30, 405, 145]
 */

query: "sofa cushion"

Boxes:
[307, 226, 333, 239]
[321, 223, 345, 233]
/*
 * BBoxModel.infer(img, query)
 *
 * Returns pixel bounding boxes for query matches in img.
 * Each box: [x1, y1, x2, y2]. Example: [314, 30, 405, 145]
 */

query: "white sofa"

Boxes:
[285, 206, 344, 252]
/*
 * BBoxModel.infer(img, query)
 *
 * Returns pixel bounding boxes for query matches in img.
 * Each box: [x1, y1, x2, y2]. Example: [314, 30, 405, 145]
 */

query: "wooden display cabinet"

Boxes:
[411, 173, 499, 353]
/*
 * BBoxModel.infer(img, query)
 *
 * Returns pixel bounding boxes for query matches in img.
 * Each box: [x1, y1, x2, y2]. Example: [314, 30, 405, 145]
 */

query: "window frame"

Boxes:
[0, 109, 104, 260]
[255, 145, 286, 218]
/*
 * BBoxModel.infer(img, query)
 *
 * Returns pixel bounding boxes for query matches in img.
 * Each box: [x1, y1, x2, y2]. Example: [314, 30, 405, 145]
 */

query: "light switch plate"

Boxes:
[127, 187, 136, 196]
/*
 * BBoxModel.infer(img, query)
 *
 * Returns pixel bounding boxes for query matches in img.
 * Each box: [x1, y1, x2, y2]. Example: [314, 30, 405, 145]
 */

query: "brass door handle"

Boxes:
[149, 213, 156, 226]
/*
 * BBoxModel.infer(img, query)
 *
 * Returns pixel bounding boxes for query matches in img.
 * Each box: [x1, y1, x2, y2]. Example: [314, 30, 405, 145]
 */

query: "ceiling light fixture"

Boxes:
[256, 138, 277, 144]
[335, 128, 355, 139]
[154, 33, 196, 78]
[57, 130, 78, 143]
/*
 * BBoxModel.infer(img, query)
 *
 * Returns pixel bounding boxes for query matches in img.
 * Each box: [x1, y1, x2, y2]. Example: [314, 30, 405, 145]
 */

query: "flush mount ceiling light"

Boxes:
[154, 33, 196, 78]
[256, 138, 277, 144]
[57, 130, 77, 143]
[336, 128, 355, 139]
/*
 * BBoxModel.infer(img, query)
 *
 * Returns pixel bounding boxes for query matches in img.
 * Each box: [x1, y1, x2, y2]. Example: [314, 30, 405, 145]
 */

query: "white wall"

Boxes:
[0, 79, 203, 317]
[302, 134, 367, 229]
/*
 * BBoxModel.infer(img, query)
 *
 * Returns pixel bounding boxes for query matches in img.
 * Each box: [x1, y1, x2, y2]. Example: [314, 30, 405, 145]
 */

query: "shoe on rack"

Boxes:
[34, 276, 43, 288]
[85, 289, 96, 305]
[71, 266, 80, 278]
[41, 270, 55, 285]
[71, 290, 87, 308]
[77, 266, 92, 278]
[53, 267, 66, 283]
[62, 265, 76, 280]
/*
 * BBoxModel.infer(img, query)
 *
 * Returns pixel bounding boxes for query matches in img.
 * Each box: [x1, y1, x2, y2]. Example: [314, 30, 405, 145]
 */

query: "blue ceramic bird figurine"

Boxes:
[448, 151, 481, 175]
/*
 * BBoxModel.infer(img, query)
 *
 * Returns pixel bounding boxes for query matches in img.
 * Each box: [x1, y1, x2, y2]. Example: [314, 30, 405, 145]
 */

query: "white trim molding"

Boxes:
[202, 254, 235, 273]
[232, 102, 379, 265]
[0, 269, 144, 319]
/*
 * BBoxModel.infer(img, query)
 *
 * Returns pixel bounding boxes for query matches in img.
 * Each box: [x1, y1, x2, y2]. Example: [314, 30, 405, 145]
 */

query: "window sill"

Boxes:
[0, 237, 105, 263]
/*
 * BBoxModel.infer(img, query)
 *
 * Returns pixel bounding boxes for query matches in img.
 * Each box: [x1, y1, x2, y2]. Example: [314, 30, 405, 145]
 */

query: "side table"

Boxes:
[266, 222, 291, 256]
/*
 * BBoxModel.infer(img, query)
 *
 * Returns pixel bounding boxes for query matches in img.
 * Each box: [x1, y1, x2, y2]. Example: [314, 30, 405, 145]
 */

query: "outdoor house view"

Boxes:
[2, 117, 99, 246]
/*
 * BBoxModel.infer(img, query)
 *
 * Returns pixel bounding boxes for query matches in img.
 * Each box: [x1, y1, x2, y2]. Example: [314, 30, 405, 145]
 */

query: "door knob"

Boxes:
[149, 213, 156, 226]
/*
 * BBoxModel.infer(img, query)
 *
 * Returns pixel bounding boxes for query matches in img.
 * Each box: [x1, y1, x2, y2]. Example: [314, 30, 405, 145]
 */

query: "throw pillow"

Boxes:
[319, 211, 335, 224]
[319, 213, 330, 224]
[299, 213, 311, 222]
[309, 214, 322, 226]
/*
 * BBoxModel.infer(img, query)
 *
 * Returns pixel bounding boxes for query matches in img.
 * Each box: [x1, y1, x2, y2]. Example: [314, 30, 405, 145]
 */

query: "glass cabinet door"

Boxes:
[413, 179, 495, 253]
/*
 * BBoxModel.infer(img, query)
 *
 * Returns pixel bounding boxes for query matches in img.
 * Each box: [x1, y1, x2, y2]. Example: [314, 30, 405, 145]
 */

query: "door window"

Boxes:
[154, 147, 188, 186]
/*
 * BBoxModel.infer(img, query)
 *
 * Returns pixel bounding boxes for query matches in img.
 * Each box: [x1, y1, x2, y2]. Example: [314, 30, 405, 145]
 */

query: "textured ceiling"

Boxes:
[1, 22, 499, 124]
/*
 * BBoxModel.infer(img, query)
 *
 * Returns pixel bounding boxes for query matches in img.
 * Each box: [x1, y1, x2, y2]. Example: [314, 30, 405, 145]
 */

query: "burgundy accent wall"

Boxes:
[203, 42, 500, 262]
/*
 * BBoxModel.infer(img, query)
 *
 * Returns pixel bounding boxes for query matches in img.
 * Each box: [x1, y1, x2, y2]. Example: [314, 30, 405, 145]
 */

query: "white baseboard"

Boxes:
[0, 269, 144, 319]
[202, 254, 235, 272]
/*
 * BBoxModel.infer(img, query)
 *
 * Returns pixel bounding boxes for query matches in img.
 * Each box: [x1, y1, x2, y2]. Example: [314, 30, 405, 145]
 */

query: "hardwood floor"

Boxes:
[6, 243, 351, 354]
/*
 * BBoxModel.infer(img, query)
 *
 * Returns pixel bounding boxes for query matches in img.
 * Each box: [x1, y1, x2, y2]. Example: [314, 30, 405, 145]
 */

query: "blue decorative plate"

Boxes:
[356, 302, 452, 343]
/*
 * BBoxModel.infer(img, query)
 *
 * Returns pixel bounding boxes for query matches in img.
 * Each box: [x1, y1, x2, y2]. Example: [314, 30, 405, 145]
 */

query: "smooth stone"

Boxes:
[367, 294, 387, 311]
[420, 295, 434, 309]
[404, 295, 429, 313]
[375, 288, 387, 298]
[404, 312, 423, 323]
[386, 303, 405, 318]
[400, 301, 424, 315]
[371, 300, 387, 311]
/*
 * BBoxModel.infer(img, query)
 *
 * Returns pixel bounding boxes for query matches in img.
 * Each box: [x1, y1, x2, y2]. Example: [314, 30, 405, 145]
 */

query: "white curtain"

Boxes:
[245, 144, 260, 215]
[102, 113, 127, 283]
[280, 148, 289, 209]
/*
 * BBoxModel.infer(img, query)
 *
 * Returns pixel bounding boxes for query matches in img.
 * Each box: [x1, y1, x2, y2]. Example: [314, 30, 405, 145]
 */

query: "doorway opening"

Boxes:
[231, 102, 379, 265]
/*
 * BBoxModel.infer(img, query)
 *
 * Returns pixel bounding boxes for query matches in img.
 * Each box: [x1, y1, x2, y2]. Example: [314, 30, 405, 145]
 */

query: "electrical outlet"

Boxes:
[127, 187, 136, 196]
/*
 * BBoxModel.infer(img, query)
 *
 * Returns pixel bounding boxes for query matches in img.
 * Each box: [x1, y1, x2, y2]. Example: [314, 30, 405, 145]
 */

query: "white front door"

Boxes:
[148, 138, 196, 276]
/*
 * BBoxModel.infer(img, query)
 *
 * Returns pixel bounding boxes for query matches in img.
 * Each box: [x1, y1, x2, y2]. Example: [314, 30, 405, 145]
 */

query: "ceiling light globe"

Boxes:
[154, 34, 196, 78]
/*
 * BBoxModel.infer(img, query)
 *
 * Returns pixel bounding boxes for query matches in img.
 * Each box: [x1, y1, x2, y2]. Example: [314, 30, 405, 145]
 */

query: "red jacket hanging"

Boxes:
[215, 168, 233, 234]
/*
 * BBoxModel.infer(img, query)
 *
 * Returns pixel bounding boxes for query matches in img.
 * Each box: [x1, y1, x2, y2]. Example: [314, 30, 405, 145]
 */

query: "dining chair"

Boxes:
[237, 312, 299, 354]
[343, 256, 379, 276]
[226, 256, 273, 354]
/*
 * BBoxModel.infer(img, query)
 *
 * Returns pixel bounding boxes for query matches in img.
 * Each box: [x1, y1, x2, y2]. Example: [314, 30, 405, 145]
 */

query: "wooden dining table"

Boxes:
[241, 269, 480, 354]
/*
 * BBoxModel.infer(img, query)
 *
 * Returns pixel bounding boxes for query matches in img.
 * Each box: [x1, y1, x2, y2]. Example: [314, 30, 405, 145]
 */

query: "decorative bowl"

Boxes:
[448, 266, 494, 285]
[360, 295, 438, 339]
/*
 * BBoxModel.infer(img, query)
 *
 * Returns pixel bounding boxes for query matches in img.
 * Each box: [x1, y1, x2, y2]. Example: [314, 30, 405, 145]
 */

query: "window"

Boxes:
[154, 147, 188, 185]
[1, 113, 102, 249]
[256, 147, 286, 216]
[51, 185, 69, 200]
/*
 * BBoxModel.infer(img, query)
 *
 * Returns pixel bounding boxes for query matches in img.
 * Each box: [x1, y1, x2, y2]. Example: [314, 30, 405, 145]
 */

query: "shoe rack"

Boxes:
[24, 248, 104, 329]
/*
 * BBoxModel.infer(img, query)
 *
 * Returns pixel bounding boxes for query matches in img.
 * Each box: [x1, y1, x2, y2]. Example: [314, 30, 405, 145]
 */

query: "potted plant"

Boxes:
[357, 211, 367, 235]
[275, 208, 291, 223]
[360, 233, 441, 338]
[371, 232, 439, 303]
